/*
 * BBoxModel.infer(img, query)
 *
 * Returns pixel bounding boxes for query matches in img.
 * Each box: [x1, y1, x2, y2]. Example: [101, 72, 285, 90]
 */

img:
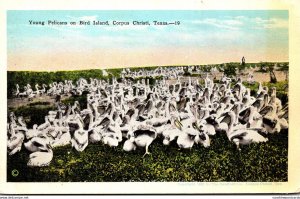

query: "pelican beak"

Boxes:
[79, 117, 84, 124]
[174, 119, 183, 130]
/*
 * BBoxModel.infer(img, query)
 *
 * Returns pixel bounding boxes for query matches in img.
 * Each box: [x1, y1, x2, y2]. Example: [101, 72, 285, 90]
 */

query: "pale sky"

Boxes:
[7, 10, 288, 71]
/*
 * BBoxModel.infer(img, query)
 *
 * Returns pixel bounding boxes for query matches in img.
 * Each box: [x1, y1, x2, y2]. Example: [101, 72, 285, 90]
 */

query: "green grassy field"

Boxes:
[7, 130, 288, 182]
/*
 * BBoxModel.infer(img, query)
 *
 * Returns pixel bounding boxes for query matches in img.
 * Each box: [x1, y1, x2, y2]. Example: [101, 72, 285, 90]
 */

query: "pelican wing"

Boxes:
[169, 85, 174, 93]
[198, 108, 206, 120]
[179, 88, 186, 97]
[279, 110, 288, 120]
[220, 113, 231, 126]
[29, 154, 38, 159]
[145, 100, 153, 114]
[68, 122, 80, 137]
[210, 94, 214, 103]
[230, 132, 247, 141]
[74, 107, 81, 114]
[219, 85, 225, 92]
[233, 84, 241, 93]
[263, 117, 277, 128]
[198, 131, 207, 141]
[256, 91, 265, 99]
[133, 129, 156, 139]
[254, 129, 268, 138]
[65, 104, 72, 116]
[97, 105, 107, 115]
[106, 126, 116, 133]
[55, 111, 60, 119]
[205, 116, 217, 125]
[82, 114, 91, 130]
[196, 85, 203, 92]
[99, 117, 110, 129]
[155, 101, 163, 109]
[100, 89, 108, 98]
[113, 111, 120, 121]
[239, 107, 250, 117]
[74, 134, 88, 145]
[177, 98, 186, 112]
[32, 140, 45, 148]
[220, 96, 228, 104]
[152, 120, 167, 127]
[259, 105, 273, 116]
[137, 104, 145, 115]
[137, 115, 147, 122]
[126, 109, 135, 118]
[169, 102, 176, 113]
[106, 103, 113, 115]
[239, 108, 250, 125]
[173, 84, 179, 92]
[252, 99, 262, 109]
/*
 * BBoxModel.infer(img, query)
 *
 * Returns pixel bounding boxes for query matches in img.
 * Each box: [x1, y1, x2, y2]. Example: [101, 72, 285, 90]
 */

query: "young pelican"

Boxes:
[27, 144, 53, 167]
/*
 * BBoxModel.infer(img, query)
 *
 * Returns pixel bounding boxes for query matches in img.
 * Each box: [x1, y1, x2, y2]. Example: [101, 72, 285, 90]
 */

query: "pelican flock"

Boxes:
[7, 66, 288, 167]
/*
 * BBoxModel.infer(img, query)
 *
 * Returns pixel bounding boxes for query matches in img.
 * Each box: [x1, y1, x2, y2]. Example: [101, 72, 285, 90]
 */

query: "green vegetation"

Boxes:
[7, 130, 287, 182]
[123, 76, 164, 87]
[8, 104, 55, 128]
[61, 94, 88, 108]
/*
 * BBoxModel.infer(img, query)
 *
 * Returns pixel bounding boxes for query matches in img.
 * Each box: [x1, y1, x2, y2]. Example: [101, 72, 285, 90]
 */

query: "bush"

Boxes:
[8, 105, 55, 128]
[7, 70, 105, 99]
[62, 94, 88, 109]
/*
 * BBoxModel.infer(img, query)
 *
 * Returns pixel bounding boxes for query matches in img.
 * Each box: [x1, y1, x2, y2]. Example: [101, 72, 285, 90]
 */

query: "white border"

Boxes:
[0, 0, 299, 194]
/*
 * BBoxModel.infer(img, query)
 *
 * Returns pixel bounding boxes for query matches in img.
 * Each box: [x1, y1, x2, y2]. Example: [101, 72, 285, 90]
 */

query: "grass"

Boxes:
[7, 130, 288, 182]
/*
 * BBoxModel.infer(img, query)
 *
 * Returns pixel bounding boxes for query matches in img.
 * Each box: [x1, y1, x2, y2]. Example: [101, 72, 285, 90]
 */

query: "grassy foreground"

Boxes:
[7, 130, 288, 182]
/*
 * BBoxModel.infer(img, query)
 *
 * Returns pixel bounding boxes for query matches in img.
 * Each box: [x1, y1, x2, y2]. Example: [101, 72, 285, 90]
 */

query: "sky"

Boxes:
[7, 10, 288, 71]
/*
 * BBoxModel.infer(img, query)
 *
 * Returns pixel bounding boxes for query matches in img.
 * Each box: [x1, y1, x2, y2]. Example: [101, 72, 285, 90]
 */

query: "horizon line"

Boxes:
[7, 60, 289, 72]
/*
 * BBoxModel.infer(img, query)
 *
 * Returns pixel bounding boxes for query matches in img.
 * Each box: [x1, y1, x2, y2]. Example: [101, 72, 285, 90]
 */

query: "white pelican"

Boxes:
[27, 144, 53, 167]
[70, 114, 89, 152]
[24, 135, 51, 152]
[123, 134, 137, 152]
[222, 111, 268, 150]
[25, 124, 39, 140]
[129, 124, 157, 157]
[7, 128, 25, 155]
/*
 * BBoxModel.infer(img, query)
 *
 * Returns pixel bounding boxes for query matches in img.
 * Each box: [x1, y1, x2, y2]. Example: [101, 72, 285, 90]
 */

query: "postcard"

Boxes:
[0, 0, 299, 195]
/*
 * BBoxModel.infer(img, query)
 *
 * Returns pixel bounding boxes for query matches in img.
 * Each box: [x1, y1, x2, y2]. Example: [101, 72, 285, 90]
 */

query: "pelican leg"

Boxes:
[142, 144, 151, 157]
[82, 142, 88, 151]
[233, 138, 241, 151]
[236, 142, 241, 151]
[70, 139, 75, 148]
